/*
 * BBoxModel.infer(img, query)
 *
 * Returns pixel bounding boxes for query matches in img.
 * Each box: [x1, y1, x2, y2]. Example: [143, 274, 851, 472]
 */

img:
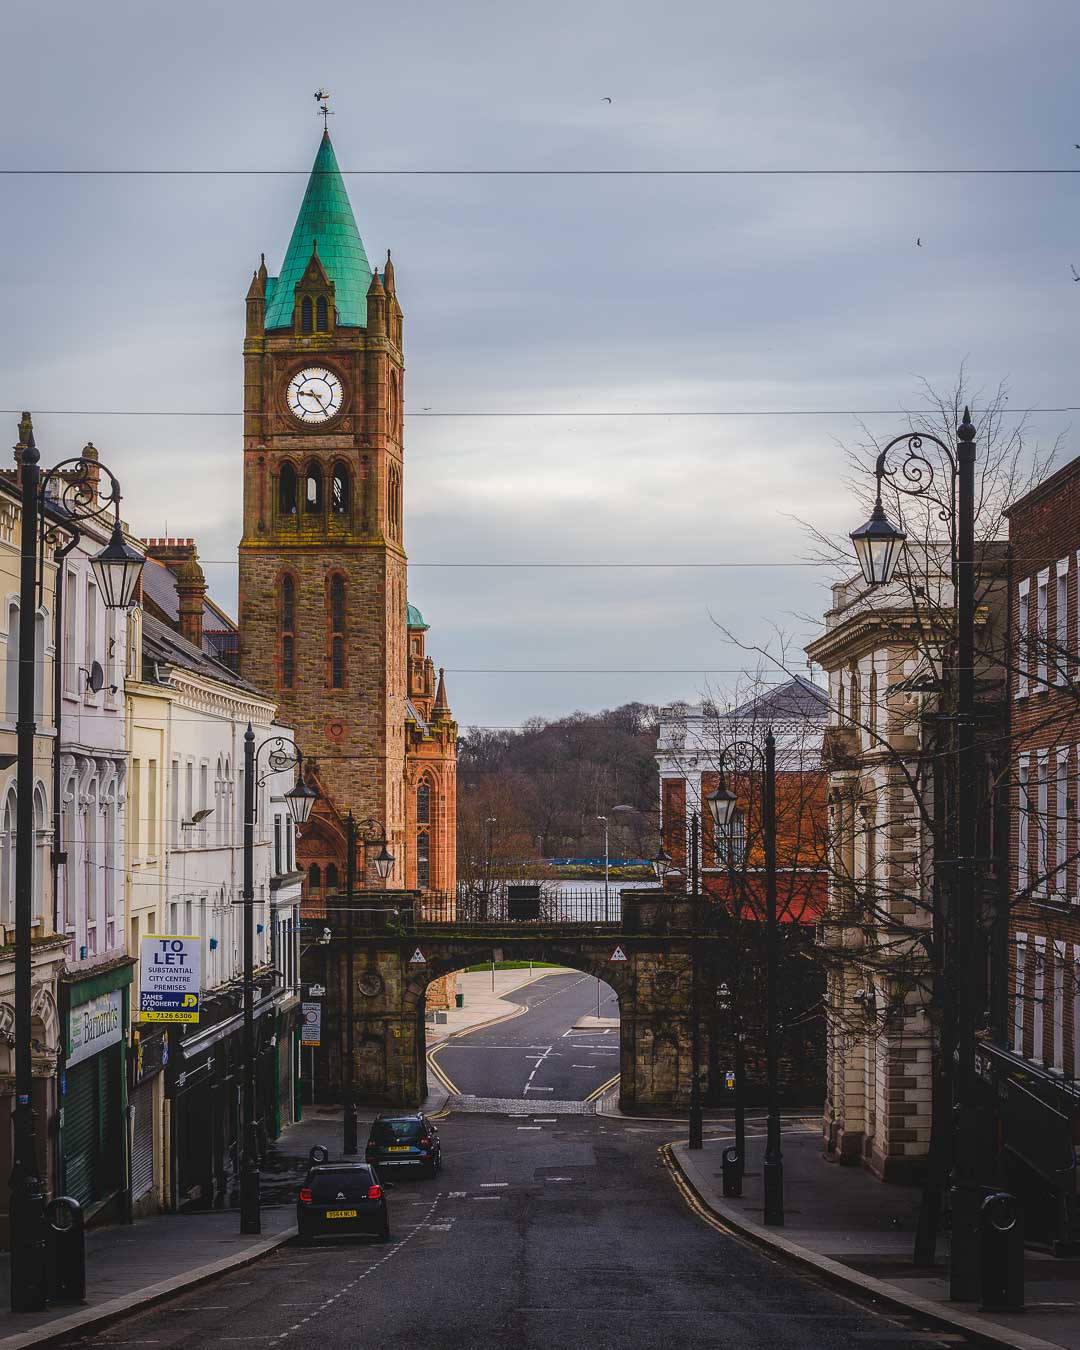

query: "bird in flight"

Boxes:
[916, 237, 922, 247]
[601, 96, 612, 103]
[1071, 264, 1080, 282]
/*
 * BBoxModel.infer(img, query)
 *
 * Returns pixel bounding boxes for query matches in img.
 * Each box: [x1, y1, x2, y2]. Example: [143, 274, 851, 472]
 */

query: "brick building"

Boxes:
[236, 128, 457, 919]
[991, 462, 1080, 1248]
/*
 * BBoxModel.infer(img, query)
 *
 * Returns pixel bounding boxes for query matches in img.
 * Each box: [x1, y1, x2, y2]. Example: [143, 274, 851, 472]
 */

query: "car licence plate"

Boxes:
[325, 1209, 357, 1219]
[387, 1145, 411, 1152]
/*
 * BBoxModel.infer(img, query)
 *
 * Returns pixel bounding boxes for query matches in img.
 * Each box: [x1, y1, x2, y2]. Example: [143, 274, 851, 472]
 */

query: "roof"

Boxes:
[264, 131, 372, 331]
[141, 556, 236, 654]
[725, 675, 829, 722]
[406, 603, 428, 630]
[141, 611, 259, 694]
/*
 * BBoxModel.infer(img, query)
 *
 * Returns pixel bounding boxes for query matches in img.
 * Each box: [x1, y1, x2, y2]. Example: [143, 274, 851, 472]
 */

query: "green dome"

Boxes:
[406, 603, 428, 630]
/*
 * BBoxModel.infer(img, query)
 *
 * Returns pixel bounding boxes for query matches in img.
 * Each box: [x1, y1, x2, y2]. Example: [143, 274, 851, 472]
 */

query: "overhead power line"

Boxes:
[2, 407, 1077, 419]
[4, 167, 1080, 177]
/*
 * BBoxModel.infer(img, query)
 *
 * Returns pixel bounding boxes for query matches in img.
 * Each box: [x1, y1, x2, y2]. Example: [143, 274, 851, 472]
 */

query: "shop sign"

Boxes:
[140, 934, 202, 1023]
[67, 990, 124, 1068]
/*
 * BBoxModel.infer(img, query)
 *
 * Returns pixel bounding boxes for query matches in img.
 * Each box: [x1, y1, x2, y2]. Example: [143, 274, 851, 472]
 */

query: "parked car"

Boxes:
[365, 1112, 442, 1177]
[297, 1162, 390, 1243]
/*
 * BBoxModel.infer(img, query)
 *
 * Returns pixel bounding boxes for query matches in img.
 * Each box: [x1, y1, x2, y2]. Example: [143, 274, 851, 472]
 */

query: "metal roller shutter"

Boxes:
[130, 1080, 154, 1201]
[62, 1060, 99, 1207]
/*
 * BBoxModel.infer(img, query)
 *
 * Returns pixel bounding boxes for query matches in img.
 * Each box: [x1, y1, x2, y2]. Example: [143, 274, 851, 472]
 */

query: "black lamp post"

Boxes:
[706, 734, 784, 1225]
[10, 417, 144, 1312]
[240, 730, 316, 1235]
[847, 412, 981, 1300]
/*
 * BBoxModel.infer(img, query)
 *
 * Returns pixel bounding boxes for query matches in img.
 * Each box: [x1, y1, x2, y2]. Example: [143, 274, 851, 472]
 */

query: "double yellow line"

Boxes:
[659, 1142, 736, 1238]
[584, 1072, 620, 1105]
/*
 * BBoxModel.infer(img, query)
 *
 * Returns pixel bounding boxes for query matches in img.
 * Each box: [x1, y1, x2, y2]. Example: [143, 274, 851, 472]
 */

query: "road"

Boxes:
[61, 1113, 967, 1350]
[56, 972, 969, 1348]
[434, 970, 620, 1101]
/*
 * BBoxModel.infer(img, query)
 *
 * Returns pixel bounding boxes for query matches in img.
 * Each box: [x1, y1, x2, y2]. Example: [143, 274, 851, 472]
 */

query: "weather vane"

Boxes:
[314, 88, 333, 131]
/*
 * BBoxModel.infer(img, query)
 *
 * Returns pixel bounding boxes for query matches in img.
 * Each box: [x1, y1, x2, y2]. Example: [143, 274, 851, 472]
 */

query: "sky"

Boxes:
[2, 0, 1079, 730]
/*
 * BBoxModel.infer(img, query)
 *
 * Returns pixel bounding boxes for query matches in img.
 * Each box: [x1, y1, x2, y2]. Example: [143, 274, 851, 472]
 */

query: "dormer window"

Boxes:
[316, 296, 329, 332]
[301, 296, 314, 334]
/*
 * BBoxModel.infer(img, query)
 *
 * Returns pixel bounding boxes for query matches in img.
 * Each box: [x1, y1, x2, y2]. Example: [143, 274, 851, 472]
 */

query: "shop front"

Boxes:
[60, 963, 133, 1224]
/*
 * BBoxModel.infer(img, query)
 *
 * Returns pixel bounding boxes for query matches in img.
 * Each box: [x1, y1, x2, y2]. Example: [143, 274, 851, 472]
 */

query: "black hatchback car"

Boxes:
[365, 1113, 442, 1176]
[297, 1163, 390, 1243]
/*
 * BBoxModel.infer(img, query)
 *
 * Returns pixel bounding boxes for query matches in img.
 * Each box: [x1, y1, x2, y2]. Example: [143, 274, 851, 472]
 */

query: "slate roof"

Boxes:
[141, 611, 259, 694]
[725, 675, 829, 723]
[264, 131, 372, 331]
[141, 556, 238, 666]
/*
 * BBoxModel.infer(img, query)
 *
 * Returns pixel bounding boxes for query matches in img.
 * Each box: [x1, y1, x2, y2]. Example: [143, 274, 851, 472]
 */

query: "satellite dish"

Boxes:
[186, 807, 214, 826]
[86, 661, 105, 694]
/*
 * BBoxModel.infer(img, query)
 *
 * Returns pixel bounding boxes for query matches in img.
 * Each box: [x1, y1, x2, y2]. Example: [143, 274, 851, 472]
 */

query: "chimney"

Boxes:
[175, 552, 208, 649]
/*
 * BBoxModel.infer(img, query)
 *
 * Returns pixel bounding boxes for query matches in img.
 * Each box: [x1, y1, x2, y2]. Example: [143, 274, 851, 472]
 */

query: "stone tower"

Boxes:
[238, 129, 411, 887]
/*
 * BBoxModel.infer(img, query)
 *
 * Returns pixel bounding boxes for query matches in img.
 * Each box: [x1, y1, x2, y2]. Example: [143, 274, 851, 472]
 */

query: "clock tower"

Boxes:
[239, 128, 435, 894]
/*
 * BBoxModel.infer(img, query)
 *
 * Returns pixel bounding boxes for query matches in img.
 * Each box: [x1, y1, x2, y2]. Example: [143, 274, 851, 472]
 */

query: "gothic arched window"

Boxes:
[325, 863, 339, 892]
[308, 863, 322, 892]
[279, 463, 298, 515]
[331, 463, 349, 514]
[417, 781, 431, 825]
[416, 779, 434, 891]
[316, 295, 329, 332]
[328, 572, 346, 689]
[388, 466, 401, 540]
[301, 296, 314, 334]
[305, 463, 323, 513]
[280, 574, 296, 690]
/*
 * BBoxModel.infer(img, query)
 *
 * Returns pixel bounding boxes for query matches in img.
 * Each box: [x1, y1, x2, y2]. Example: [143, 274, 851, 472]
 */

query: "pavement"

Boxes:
[671, 1125, 1080, 1350]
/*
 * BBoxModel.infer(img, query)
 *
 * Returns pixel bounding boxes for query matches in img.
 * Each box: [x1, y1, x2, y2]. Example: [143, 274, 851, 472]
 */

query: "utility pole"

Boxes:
[762, 729, 784, 1226]
[343, 812, 358, 1154]
[688, 812, 703, 1150]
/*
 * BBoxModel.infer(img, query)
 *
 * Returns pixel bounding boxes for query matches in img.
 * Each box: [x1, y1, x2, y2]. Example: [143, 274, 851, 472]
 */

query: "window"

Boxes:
[86, 579, 98, 681]
[33, 613, 45, 722]
[1057, 560, 1069, 683]
[280, 574, 296, 690]
[1018, 755, 1029, 891]
[305, 463, 323, 513]
[279, 463, 298, 515]
[1017, 579, 1030, 698]
[325, 863, 339, 893]
[417, 780, 431, 825]
[148, 759, 158, 855]
[170, 759, 180, 847]
[1053, 940, 1066, 1071]
[316, 295, 329, 332]
[63, 569, 77, 693]
[1013, 935, 1027, 1053]
[130, 759, 141, 857]
[274, 815, 282, 874]
[331, 463, 349, 514]
[0, 787, 14, 927]
[416, 830, 430, 890]
[301, 296, 313, 333]
[5, 601, 18, 719]
[328, 573, 346, 689]
[1056, 748, 1069, 893]
[868, 668, 878, 737]
[308, 863, 321, 893]
[1037, 570, 1049, 688]
[718, 809, 747, 866]
[1037, 750, 1048, 889]
[1033, 937, 1046, 1062]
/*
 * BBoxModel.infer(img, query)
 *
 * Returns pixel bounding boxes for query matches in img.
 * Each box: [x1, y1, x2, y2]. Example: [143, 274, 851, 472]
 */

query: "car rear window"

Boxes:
[307, 1167, 373, 1201]
[370, 1119, 423, 1143]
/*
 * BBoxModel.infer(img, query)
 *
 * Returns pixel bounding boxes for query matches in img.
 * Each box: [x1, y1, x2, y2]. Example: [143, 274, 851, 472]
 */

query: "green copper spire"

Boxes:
[264, 131, 372, 331]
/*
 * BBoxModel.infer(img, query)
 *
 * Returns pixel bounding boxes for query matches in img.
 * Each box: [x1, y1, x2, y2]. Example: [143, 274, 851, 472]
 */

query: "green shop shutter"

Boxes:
[63, 1060, 99, 1206]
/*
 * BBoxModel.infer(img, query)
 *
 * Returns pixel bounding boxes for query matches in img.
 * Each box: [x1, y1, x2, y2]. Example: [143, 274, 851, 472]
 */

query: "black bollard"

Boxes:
[980, 1192, 1024, 1312]
[721, 1146, 742, 1199]
[44, 1198, 85, 1304]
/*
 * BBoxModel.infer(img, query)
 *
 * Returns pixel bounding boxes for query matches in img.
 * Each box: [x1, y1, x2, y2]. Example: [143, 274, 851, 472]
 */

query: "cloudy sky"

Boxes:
[2, 0, 1078, 728]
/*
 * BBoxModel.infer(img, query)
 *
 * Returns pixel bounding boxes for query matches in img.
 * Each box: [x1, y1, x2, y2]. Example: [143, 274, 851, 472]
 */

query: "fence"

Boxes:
[420, 884, 624, 927]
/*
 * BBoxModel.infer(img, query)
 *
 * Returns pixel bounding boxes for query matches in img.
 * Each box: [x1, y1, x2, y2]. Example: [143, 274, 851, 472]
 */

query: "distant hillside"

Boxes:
[457, 704, 660, 878]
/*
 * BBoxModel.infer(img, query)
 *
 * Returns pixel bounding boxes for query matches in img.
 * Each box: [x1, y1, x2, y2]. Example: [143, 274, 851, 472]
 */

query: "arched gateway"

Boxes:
[303, 890, 719, 1111]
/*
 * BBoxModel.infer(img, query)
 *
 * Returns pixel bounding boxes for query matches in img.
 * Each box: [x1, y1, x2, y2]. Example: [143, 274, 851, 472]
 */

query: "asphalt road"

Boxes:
[435, 970, 621, 1101]
[61, 1113, 969, 1350]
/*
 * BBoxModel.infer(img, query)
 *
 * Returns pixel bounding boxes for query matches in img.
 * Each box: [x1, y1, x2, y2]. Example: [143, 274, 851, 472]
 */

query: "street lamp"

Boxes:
[650, 843, 672, 882]
[240, 729, 316, 1235]
[9, 418, 144, 1312]
[846, 412, 981, 1300]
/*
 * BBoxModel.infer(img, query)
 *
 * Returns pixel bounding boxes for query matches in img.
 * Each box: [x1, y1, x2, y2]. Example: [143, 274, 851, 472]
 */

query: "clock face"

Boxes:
[286, 367, 344, 424]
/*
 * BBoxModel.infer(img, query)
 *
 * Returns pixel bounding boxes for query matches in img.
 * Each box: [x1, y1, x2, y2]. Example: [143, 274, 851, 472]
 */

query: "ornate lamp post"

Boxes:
[847, 411, 981, 1299]
[10, 418, 144, 1312]
[240, 731, 316, 1235]
[706, 735, 784, 1225]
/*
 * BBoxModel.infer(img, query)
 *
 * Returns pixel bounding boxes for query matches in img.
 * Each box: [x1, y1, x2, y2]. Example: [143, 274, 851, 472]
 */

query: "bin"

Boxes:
[980, 1191, 1024, 1312]
[455, 993, 464, 1008]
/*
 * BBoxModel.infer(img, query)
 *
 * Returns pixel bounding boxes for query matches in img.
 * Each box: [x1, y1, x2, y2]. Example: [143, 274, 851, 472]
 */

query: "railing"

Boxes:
[415, 885, 624, 927]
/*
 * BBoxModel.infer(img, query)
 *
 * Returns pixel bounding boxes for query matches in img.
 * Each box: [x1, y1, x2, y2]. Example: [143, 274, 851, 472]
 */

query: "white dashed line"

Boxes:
[517, 1125, 541, 1130]
[480, 1182, 508, 1187]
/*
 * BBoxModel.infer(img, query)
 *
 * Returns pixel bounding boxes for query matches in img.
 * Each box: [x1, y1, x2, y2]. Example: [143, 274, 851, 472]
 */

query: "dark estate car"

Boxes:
[365, 1112, 442, 1176]
[297, 1163, 390, 1243]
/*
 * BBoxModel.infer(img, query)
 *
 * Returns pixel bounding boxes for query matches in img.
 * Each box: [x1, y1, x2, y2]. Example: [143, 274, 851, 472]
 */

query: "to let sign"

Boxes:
[140, 934, 202, 1024]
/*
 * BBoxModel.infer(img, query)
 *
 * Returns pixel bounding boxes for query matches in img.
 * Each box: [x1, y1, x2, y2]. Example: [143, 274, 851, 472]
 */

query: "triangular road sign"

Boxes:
[609, 945, 628, 962]
[409, 947, 427, 964]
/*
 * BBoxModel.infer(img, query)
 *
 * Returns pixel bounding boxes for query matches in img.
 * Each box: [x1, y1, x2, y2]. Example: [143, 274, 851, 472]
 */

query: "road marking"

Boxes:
[571, 1064, 596, 1069]
[517, 1125, 542, 1130]
[533, 1117, 557, 1122]
[480, 1182, 509, 1187]
[525, 1085, 554, 1091]
[473, 1195, 502, 1200]
[449, 1190, 467, 1197]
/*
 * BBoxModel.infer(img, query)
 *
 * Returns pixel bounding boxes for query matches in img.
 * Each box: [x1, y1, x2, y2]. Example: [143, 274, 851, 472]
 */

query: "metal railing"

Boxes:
[416, 885, 624, 928]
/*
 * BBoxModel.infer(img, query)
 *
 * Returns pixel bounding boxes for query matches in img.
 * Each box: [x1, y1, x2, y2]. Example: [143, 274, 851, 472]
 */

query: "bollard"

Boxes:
[980, 1191, 1024, 1312]
[44, 1197, 85, 1304]
[343, 1100, 358, 1155]
[308, 1144, 330, 1166]
[721, 1146, 742, 1199]
[455, 993, 464, 1009]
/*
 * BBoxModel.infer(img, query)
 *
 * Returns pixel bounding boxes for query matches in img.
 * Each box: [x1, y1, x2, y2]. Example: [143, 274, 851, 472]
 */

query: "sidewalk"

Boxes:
[672, 1126, 1079, 1350]
[0, 1110, 355, 1350]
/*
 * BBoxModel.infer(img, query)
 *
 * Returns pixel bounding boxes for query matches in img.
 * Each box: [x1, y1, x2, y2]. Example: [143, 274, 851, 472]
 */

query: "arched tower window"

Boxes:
[301, 296, 313, 334]
[305, 463, 323, 513]
[280, 574, 296, 690]
[328, 572, 346, 689]
[416, 778, 434, 891]
[316, 296, 329, 332]
[331, 463, 349, 515]
[388, 466, 401, 540]
[279, 463, 298, 515]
